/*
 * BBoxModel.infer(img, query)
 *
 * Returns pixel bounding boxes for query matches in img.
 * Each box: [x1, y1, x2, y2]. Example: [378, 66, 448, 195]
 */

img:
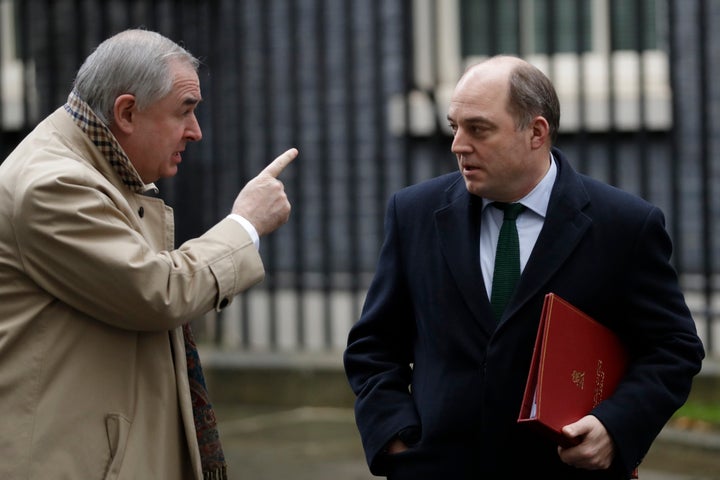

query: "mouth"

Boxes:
[173, 151, 182, 163]
[461, 163, 488, 184]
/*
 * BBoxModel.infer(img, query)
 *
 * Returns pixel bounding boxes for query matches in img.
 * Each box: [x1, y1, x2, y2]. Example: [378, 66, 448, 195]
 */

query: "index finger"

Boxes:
[261, 148, 298, 178]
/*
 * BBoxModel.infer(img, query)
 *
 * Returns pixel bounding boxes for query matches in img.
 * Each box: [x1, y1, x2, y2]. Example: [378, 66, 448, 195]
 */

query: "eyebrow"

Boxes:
[447, 114, 495, 127]
[183, 96, 202, 106]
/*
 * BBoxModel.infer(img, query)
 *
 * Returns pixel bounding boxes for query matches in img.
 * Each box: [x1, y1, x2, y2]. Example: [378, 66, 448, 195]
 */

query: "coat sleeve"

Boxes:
[13, 160, 264, 331]
[343, 193, 421, 474]
[591, 205, 705, 475]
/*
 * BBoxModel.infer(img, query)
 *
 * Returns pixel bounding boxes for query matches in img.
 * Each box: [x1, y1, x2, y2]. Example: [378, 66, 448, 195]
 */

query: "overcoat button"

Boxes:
[138, 206, 144, 218]
[219, 298, 229, 309]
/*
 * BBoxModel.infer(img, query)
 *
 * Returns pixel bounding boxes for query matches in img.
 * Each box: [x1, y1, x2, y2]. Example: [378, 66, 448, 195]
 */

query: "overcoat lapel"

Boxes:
[502, 149, 592, 323]
[433, 150, 592, 333]
[435, 180, 496, 334]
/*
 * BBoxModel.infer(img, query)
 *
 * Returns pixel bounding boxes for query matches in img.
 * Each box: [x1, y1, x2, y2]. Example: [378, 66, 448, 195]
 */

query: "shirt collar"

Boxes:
[482, 152, 557, 218]
[63, 90, 153, 193]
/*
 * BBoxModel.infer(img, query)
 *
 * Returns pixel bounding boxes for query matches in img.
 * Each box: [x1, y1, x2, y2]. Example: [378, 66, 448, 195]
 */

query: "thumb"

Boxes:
[561, 416, 592, 444]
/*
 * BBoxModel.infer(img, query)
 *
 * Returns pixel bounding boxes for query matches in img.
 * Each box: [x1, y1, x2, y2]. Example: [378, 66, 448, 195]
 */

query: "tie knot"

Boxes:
[493, 202, 525, 220]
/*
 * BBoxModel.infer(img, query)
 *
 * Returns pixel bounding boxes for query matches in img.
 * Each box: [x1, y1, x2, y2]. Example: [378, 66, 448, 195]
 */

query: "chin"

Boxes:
[463, 179, 483, 195]
[161, 167, 179, 179]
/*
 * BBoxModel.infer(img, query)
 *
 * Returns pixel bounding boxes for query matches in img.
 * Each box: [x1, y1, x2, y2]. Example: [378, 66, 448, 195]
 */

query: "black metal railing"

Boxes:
[0, 0, 716, 355]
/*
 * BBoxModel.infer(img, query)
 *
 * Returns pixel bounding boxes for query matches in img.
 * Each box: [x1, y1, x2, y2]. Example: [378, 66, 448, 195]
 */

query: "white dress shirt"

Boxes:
[480, 155, 557, 299]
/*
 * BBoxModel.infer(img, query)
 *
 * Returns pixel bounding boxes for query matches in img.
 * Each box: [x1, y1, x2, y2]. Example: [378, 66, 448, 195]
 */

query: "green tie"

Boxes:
[490, 202, 526, 321]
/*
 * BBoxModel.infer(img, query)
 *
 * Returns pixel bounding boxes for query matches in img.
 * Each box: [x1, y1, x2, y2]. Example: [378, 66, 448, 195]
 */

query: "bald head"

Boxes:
[447, 55, 558, 201]
[456, 55, 560, 145]
[457, 55, 526, 89]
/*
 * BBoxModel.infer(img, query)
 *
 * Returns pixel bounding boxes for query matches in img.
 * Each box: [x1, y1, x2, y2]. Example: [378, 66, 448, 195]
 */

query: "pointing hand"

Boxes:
[232, 148, 298, 236]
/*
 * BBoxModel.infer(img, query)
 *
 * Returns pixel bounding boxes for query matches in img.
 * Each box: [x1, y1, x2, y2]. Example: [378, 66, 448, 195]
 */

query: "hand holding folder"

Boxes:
[517, 293, 638, 478]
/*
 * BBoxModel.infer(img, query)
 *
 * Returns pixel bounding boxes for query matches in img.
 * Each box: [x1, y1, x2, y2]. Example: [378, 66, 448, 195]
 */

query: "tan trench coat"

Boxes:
[0, 107, 265, 479]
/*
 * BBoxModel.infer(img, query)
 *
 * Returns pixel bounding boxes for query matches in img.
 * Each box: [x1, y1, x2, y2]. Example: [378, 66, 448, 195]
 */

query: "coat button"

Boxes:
[219, 298, 229, 309]
[138, 206, 144, 218]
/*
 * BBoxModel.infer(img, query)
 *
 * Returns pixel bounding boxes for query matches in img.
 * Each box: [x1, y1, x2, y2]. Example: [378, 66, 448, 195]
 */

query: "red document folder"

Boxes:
[517, 293, 629, 448]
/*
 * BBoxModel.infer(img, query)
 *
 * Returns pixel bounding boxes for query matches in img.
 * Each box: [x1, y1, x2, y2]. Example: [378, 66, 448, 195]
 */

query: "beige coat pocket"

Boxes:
[103, 413, 131, 480]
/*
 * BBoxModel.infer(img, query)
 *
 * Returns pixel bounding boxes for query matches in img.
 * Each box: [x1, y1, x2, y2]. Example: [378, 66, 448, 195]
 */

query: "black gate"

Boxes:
[0, 0, 716, 355]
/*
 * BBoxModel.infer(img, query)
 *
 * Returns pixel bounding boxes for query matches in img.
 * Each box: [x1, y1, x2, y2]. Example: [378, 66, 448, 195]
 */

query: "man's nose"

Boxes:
[186, 116, 202, 142]
[450, 129, 470, 153]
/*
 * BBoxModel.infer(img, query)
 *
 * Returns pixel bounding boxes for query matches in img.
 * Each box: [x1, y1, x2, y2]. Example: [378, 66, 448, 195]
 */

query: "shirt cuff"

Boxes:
[226, 213, 260, 250]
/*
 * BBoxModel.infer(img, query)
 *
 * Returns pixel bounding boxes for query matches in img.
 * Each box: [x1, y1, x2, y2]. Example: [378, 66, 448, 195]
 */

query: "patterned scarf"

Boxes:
[183, 324, 228, 479]
[65, 91, 228, 479]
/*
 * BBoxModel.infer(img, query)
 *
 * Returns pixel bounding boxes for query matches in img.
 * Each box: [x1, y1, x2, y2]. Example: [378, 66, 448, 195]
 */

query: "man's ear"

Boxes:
[112, 94, 137, 134]
[529, 115, 550, 149]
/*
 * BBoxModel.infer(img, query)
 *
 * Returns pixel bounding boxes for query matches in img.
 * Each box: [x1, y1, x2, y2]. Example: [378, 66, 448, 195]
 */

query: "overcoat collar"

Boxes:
[435, 147, 592, 335]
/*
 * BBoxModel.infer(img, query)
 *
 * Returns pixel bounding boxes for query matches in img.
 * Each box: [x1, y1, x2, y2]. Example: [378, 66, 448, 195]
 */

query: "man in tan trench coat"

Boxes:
[0, 29, 296, 479]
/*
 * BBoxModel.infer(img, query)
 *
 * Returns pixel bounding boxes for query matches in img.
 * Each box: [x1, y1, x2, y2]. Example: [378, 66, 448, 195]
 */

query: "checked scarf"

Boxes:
[65, 92, 228, 479]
